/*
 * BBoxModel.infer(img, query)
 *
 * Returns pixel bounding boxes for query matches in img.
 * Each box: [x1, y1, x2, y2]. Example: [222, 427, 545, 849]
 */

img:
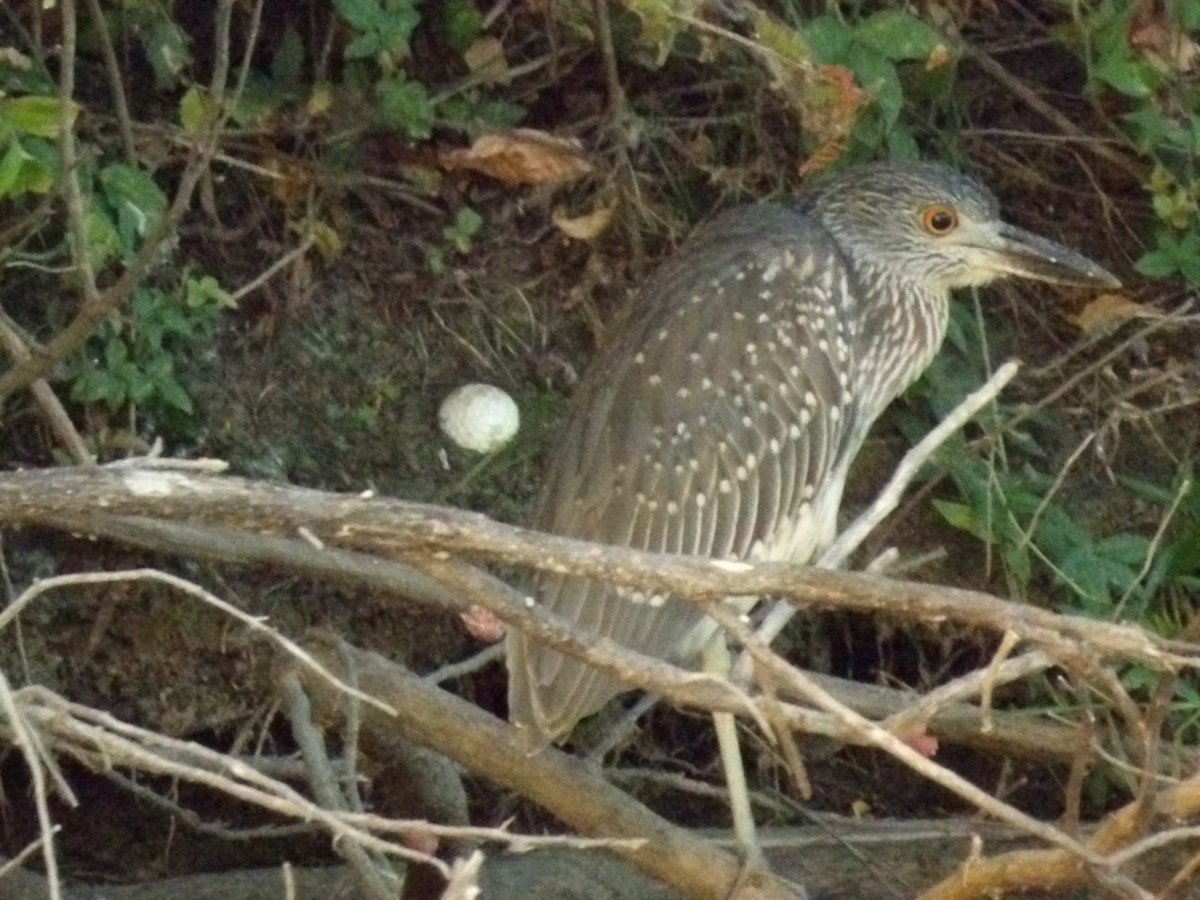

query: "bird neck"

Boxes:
[850, 265, 952, 425]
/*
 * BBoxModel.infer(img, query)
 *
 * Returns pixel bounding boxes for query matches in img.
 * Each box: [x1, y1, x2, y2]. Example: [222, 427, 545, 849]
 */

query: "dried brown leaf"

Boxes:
[1068, 293, 1153, 334]
[552, 201, 616, 241]
[439, 129, 593, 186]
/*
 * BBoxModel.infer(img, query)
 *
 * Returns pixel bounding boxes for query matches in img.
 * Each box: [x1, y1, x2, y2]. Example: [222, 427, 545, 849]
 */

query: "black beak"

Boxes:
[989, 222, 1121, 288]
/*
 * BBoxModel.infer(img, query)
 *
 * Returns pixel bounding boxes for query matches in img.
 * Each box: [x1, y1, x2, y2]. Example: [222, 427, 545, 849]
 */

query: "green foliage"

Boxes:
[906, 304, 1199, 633]
[70, 276, 235, 423]
[328, 0, 523, 140]
[0, 0, 532, 454]
[104, 0, 193, 88]
[797, 10, 951, 159]
[0, 93, 77, 197]
[0, 75, 229, 436]
[440, 0, 484, 54]
[425, 206, 484, 274]
[1068, 1, 1200, 287]
[375, 73, 436, 139]
[931, 448, 1169, 618]
[95, 163, 170, 261]
[333, 0, 422, 62]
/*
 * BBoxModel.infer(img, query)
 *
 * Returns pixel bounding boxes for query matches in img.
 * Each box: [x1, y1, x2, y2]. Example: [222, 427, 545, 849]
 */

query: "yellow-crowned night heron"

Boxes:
[506, 160, 1118, 855]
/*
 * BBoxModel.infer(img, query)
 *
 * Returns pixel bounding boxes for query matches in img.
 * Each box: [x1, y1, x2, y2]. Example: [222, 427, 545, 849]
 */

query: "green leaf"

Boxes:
[332, 0, 382, 31]
[375, 75, 435, 138]
[856, 11, 941, 62]
[99, 164, 169, 254]
[933, 499, 987, 539]
[1002, 540, 1032, 588]
[334, 0, 421, 61]
[185, 274, 236, 310]
[440, 96, 526, 130]
[229, 77, 288, 127]
[143, 16, 191, 89]
[848, 50, 903, 126]
[802, 15, 853, 63]
[127, 370, 156, 404]
[272, 26, 306, 87]
[374, 2, 422, 59]
[157, 379, 194, 414]
[84, 208, 122, 270]
[1059, 546, 1114, 613]
[72, 368, 126, 407]
[886, 126, 920, 160]
[105, 336, 129, 367]
[0, 140, 25, 196]
[442, 0, 482, 54]
[179, 86, 216, 134]
[445, 206, 483, 252]
[1097, 533, 1150, 565]
[0, 138, 53, 197]
[452, 206, 482, 236]
[0, 94, 80, 138]
[1122, 106, 1189, 151]
[1093, 54, 1158, 98]
[345, 31, 384, 60]
[1135, 248, 1179, 278]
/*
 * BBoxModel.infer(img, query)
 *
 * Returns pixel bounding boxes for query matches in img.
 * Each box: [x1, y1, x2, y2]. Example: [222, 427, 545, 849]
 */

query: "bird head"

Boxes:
[798, 161, 1120, 294]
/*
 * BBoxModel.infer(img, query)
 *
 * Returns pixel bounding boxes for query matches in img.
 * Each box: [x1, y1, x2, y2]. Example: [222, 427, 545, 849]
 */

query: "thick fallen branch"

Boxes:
[0, 466, 1191, 670]
[294, 633, 803, 900]
[4, 512, 1098, 762]
[920, 771, 1200, 899]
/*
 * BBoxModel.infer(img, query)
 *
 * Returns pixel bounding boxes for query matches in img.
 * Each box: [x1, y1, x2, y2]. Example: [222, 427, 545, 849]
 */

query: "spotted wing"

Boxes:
[507, 204, 863, 742]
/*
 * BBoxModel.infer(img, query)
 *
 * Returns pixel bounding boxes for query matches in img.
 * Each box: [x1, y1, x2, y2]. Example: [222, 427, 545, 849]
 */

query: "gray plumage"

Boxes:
[508, 160, 1118, 743]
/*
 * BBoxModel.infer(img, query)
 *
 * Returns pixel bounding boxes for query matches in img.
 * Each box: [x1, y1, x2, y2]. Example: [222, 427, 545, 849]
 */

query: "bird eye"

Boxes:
[921, 205, 958, 235]
[921, 206, 960, 236]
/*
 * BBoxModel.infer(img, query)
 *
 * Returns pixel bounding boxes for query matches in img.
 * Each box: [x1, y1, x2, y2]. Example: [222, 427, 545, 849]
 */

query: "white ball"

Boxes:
[438, 383, 519, 453]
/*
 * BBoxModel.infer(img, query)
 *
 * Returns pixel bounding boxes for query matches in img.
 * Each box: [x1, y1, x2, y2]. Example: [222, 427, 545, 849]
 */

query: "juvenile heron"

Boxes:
[506, 160, 1117, 855]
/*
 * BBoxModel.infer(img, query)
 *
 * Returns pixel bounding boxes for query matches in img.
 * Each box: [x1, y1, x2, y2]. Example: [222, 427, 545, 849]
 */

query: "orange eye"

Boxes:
[922, 205, 958, 235]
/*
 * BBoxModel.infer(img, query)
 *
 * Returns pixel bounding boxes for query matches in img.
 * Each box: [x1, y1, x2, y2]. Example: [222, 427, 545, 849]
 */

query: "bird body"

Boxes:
[508, 161, 1118, 745]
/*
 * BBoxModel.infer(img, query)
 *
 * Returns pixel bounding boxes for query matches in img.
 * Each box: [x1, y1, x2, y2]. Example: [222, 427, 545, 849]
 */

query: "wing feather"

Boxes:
[508, 203, 867, 741]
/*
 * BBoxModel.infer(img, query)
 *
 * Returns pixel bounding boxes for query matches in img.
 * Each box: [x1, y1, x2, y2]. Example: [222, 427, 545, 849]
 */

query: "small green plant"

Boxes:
[899, 304, 1195, 628]
[425, 206, 483, 274]
[70, 275, 235, 424]
[331, 0, 523, 140]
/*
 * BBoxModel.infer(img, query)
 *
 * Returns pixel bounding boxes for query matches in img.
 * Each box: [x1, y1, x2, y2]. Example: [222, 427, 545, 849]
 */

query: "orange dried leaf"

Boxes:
[261, 156, 313, 209]
[926, 43, 955, 70]
[1068, 293, 1151, 334]
[440, 129, 593, 186]
[552, 201, 615, 241]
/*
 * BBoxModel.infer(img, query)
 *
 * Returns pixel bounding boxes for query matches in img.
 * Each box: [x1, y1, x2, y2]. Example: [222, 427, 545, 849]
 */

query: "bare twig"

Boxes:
[280, 671, 397, 900]
[228, 231, 318, 304]
[424, 643, 505, 684]
[0, 569, 397, 716]
[82, 0, 135, 160]
[704, 600, 1115, 870]
[0, 673, 63, 900]
[0, 313, 93, 465]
